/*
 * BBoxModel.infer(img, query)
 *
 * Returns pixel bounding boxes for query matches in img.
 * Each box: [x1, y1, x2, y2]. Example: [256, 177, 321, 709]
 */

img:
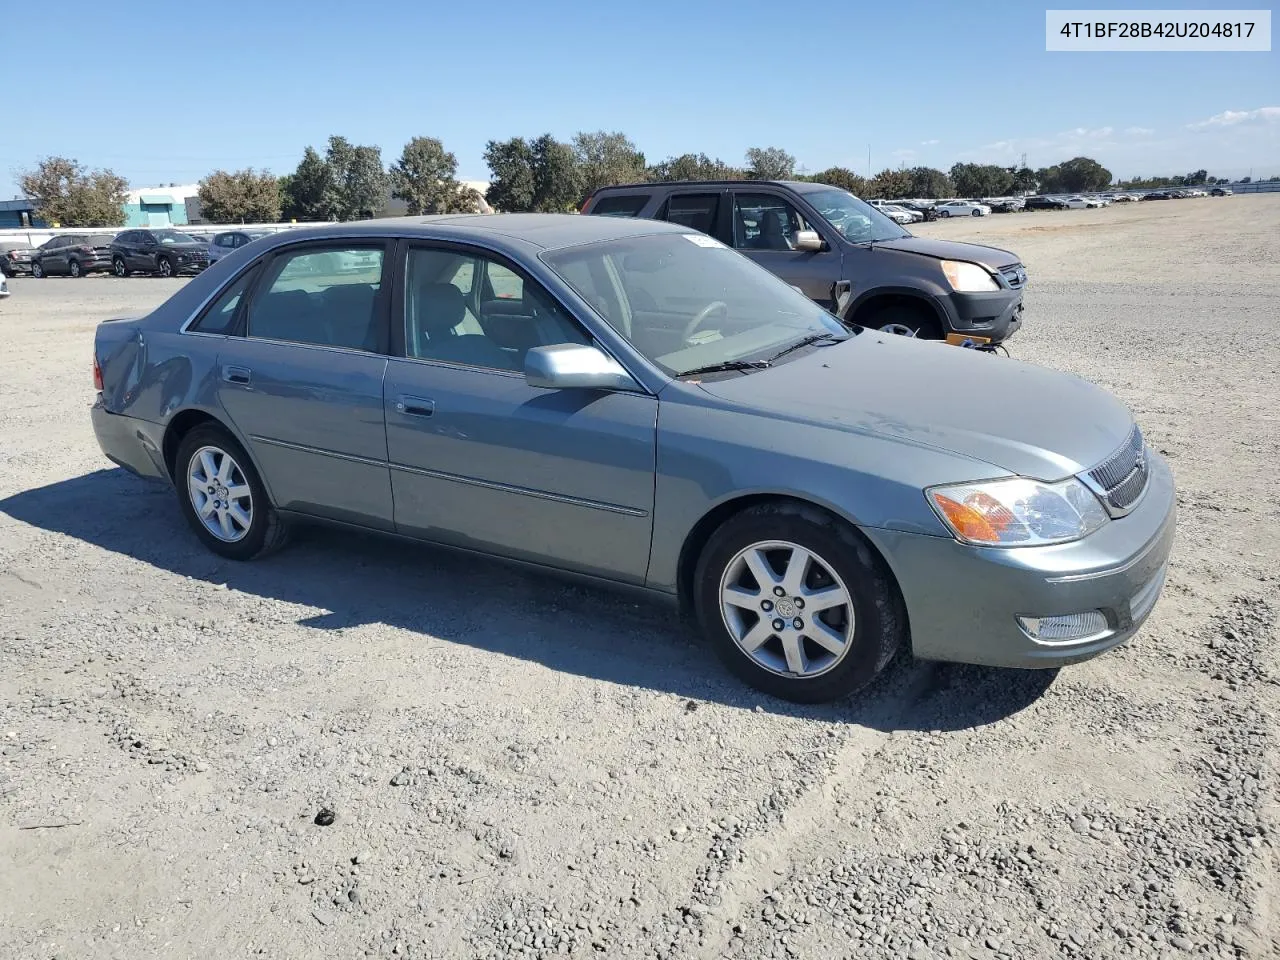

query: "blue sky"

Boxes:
[2, 0, 1276, 197]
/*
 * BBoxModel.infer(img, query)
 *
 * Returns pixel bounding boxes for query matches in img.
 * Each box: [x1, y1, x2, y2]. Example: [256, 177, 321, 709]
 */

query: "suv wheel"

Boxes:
[693, 503, 904, 704]
[112, 257, 127, 277]
[157, 255, 174, 278]
[69, 259, 82, 277]
[864, 303, 942, 340]
[175, 424, 288, 560]
[31, 261, 44, 278]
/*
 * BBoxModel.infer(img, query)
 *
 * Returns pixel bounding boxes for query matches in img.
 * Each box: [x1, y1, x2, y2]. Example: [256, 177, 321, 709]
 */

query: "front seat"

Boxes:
[752, 209, 793, 250]
[413, 282, 513, 369]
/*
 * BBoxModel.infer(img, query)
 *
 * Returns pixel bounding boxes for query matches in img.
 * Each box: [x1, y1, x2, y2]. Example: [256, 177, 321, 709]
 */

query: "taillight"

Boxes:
[78, 245, 94, 254]
[93, 356, 103, 391]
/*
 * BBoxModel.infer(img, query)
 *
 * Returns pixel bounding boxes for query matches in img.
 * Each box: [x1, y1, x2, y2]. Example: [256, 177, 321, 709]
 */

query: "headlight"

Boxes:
[940, 260, 999, 292]
[927, 476, 1109, 546]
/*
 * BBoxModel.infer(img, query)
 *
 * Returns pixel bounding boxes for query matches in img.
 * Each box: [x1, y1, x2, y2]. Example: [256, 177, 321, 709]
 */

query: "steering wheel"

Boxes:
[683, 300, 728, 341]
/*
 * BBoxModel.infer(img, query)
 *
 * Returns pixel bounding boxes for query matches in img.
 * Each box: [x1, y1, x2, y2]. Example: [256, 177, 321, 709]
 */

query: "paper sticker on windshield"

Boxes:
[683, 234, 725, 248]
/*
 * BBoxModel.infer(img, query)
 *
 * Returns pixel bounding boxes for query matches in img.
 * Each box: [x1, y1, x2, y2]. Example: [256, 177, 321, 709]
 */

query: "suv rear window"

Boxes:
[588, 194, 650, 217]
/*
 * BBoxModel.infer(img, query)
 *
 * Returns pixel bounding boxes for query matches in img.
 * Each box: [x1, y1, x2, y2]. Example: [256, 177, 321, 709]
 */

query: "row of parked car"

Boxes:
[0, 227, 272, 278]
[864, 186, 1231, 222]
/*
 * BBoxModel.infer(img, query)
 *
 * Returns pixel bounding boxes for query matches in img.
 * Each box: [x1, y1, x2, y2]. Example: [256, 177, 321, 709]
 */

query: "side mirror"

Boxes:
[524, 343, 639, 392]
[793, 229, 823, 252]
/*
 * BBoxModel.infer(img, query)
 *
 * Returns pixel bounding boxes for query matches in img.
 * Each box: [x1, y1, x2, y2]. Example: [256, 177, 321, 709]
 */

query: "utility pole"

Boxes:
[867, 144, 871, 178]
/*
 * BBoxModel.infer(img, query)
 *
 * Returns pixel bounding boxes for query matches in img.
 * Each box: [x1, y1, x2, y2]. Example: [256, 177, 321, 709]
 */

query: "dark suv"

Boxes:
[30, 234, 117, 277]
[109, 229, 210, 277]
[581, 180, 1025, 343]
[1023, 196, 1069, 211]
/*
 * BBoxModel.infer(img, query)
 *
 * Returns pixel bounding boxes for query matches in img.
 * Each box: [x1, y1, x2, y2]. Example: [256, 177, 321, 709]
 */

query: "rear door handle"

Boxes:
[222, 365, 252, 385]
[395, 395, 435, 417]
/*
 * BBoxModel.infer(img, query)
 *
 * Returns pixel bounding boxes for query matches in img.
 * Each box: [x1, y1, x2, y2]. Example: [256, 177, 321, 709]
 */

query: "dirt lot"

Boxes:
[1, 196, 1277, 960]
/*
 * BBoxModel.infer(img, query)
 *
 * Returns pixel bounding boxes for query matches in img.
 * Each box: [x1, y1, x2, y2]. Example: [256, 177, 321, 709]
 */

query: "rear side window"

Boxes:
[588, 194, 650, 217]
[247, 246, 385, 352]
[190, 266, 259, 335]
[661, 193, 720, 234]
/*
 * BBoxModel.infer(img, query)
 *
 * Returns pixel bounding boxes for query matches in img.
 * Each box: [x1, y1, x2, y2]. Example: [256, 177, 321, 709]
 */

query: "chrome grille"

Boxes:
[999, 263, 1027, 288]
[1086, 425, 1149, 514]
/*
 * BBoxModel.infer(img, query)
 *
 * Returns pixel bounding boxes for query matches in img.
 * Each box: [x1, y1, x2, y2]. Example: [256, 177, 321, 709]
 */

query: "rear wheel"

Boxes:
[31, 261, 44, 278]
[175, 424, 288, 560]
[112, 257, 127, 277]
[69, 259, 82, 277]
[693, 503, 905, 704]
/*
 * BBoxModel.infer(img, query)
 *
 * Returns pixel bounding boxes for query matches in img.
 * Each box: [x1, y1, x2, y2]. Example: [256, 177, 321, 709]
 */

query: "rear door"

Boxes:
[212, 241, 396, 530]
[729, 189, 841, 305]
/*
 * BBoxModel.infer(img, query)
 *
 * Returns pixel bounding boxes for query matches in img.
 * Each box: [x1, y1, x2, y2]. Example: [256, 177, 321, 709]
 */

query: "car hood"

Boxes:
[871, 235, 1020, 268]
[695, 333, 1133, 480]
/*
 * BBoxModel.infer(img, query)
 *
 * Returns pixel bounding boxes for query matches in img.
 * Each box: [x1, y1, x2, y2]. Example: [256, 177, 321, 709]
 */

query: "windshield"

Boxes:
[541, 233, 850, 377]
[803, 188, 909, 242]
[154, 230, 196, 244]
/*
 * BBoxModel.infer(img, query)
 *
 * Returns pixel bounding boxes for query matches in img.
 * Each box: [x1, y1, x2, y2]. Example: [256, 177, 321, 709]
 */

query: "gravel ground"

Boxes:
[1, 196, 1277, 960]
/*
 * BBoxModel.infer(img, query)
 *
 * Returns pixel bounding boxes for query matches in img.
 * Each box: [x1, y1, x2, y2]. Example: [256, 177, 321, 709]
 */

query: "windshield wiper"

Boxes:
[763, 332, 846, 364]
[678, 359, 773, 378]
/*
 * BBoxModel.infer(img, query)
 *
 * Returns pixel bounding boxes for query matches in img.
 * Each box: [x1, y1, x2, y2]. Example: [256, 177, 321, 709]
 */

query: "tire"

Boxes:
[864, 302, 943, 340]
[31, 261, 44, 278]
[112, 257, 127, 277]
[971, 209, 982, 217]
[940, 210, 951, 218]
[693, 502, 905, 704]
[69, 259, 82, 277]
[174, 423, 288, 561]
[157, 255, 174, 278]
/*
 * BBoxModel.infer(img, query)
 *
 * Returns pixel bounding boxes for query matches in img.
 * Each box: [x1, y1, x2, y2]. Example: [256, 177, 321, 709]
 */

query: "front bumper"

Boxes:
[937, 287, 1023, 343]
[864, 452, 1176, 669]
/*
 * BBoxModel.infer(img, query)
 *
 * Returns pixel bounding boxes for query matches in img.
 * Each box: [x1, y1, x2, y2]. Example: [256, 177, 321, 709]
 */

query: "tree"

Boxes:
[904, 166, 954, 198]
[745, 146, 795, 180]
[280, 147, 336, 220]
[1184, 168, 1209, 185]
[573, 131, 646, 199]
[324, 136, 387, 220]
[869, 168, 913, 199]
[1053, 156, 1113, 193]
[807, 166, 870, 196]
[483, 135, 581, 212]
[390, 136, 475, 214]
[19, 156, 128, 227]
[197, 168, 280, 223]
[649, 153, 744, 181]
[1010, 167, 1037, 193]
[949, 163, 1014, 198]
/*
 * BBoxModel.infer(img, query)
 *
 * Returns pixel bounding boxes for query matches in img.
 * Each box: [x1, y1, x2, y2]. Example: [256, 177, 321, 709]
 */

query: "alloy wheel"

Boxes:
[158, 258, 173, 277]
[719, 540, 855, 678]
[187, 445, 253, 542]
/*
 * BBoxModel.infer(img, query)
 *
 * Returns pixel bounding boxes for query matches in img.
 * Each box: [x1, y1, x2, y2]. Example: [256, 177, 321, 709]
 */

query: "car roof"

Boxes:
[256, 213, 689, 252]
[590, 179, 837, 196]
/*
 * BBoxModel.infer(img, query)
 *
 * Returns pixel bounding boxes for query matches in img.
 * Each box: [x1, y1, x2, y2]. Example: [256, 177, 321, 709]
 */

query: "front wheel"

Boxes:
[940, 210, 951, 218]
[971, 209, 982, 217]
[157, 255, 174, 278]
[31, 261, 44, 278]
[112, 257, 127, 277]
[693, 503, 905, 704]
[175, 424, 288, 560]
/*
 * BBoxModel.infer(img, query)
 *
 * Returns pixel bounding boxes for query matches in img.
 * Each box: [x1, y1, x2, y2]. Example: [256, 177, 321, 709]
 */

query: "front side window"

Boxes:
[404, 247, 588, 371]
[153, 230, 195, 244]
[542, 233, 849, 377]
[732, 194, 813, 251]
[247, 246, 385, 351]
[802, 188, 909, 243]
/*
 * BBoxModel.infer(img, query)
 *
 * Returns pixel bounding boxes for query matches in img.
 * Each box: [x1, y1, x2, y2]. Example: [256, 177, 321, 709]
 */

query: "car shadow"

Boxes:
[0, 469, 1058, 731]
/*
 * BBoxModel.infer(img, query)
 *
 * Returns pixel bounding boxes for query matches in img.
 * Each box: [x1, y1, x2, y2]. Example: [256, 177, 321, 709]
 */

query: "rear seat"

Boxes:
[250, 284, 379, 351]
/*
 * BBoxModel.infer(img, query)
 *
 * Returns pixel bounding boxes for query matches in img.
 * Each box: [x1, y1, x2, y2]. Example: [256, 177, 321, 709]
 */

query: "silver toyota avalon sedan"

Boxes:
[90, 214, 1174, 703]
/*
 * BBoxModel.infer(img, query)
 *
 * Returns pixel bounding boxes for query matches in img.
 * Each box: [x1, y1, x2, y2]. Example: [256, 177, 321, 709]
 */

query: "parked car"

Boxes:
[0, 240, 36, 277]
[109, 229, 210, 277]
[878, 204, 920, 225]
[1024, 196, 1069, 210]
[207, 230, 271, 264]
[895, 201, 939, 221]
[987, 198, 1024, 213]
[1141, 192, 1172, 201]
[581, 179, 1027, 343]
[1168, 190, 1187, 199]
[1111, 194, 1136, 202]
[1062, 197, 1103, 209]
[935, 200, 990, 217]
[90, 214, 1174, 704]
[1210, 187, 1233, 197]
[31, 234, 117, 277]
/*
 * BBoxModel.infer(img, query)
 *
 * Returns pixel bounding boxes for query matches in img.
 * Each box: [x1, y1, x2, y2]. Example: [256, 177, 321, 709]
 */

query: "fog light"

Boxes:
[1017, 611, 1109, 644]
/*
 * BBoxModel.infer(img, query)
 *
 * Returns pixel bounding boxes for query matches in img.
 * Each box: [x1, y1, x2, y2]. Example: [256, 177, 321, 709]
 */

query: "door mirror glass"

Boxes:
[524, 344, 638, 392]
[793, 229, 823, 252]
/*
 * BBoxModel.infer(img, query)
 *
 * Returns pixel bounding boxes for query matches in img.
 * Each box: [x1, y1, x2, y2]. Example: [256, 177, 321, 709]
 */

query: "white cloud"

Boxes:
[1187, 106, 1280, 129]
[1125, 126, 1155, 136]
[920, 139, 940, 146]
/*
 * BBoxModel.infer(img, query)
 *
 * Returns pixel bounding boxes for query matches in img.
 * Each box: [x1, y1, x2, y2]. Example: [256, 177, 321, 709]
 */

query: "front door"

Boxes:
[730, 190, 842, 307]
[383, 243, 657, 583]
[214, 241, 395, 530]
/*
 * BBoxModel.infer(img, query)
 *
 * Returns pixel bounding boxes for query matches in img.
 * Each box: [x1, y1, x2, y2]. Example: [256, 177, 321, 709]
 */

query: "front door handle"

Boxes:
[395, 395, 435, 417]
[222, 365, 252, 385]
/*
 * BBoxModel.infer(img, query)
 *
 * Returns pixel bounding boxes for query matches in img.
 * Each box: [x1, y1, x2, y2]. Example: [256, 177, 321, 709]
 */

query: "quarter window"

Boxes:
[732, 194, 813, 251]
[403, 247, 588, 371]
[247, 246, 385, 351]
[190, 266, 259, 335]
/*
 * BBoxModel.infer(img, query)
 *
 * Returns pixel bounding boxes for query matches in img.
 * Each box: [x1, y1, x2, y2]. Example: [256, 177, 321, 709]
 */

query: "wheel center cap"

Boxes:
[775, 598, 797, 618]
